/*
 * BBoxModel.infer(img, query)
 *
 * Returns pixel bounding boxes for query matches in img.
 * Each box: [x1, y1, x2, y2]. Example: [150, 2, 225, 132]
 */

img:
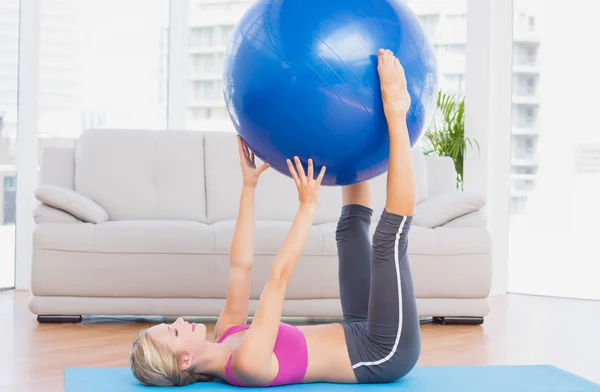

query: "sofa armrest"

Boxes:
[413, 191, 485, 229]
[33, 204, 82, 224]
[34, 185, 109, 224]
[424, 155, 457, 197]
[443, 209, 487, 227]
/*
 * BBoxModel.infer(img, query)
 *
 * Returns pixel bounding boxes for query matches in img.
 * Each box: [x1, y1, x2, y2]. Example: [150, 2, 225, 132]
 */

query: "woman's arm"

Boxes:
[231, 157, 325, 385]
[214, 136, 270, 339]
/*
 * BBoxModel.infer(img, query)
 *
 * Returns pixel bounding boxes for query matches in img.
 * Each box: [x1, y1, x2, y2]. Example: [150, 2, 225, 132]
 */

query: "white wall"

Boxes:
[508, 0, 600, 300]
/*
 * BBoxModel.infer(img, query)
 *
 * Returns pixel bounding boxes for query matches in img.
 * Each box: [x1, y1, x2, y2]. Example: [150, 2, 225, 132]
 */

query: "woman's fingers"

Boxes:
[289, 157, 325, 183]
[294, 156, 306, 183]
[316, 165, 326, 186]
[237, 136, 245, 158]
[287, 159, 300, 185]
[237, 135, 251, 161]
[256, 162, 270, 175]
[307, 159, 314, 180]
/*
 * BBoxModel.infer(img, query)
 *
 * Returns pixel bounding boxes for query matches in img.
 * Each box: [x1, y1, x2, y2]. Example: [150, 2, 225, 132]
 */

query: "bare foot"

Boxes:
[377, 49, 411, 118]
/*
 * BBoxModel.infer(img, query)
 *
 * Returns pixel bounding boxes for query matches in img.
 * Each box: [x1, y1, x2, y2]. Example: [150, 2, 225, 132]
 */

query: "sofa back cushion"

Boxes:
[204, 131, 428, 224]
[205, 131, 343, 224]
[40, 146, 76, 190]
[75, 129, 207, 222]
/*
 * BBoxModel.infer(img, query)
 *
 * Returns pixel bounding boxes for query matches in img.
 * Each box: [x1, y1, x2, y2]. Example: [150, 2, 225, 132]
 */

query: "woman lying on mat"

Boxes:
[129, 49, 421, 387]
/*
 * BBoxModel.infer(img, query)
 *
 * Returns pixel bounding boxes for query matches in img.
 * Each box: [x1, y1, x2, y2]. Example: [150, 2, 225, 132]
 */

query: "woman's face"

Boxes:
[147, 317, 208, 367]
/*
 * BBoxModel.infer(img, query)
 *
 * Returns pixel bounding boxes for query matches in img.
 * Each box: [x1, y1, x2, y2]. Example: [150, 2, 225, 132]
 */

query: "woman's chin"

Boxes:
[195, 323, 207, 338]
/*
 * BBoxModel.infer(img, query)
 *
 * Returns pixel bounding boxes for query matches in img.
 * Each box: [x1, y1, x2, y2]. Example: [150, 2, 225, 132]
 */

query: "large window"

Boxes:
[185, 0, 250, 130]
[13, 0, 472, 288]
[407, 1, 467, 96]
[38, 0, 169, 161]
[0, 0, 19, 289]
[183, 0, 467, 130]
[508, 0, 600, 300]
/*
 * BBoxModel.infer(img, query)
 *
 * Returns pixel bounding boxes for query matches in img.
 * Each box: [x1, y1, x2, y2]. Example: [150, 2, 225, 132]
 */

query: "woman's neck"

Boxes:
[192, 341, 233, 379]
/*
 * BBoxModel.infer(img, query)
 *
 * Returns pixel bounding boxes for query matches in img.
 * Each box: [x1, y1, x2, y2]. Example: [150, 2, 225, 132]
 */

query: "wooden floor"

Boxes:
[1, 291, 599, 391]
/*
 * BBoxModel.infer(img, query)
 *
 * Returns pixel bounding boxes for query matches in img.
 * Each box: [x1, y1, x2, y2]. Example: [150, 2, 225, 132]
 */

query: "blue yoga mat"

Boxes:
[65, 365, 600, 391]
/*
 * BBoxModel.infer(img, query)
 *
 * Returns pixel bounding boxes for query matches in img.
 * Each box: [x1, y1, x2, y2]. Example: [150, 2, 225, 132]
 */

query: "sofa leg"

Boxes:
[37, 315, 83, 323]
[433, 316, 484, 325]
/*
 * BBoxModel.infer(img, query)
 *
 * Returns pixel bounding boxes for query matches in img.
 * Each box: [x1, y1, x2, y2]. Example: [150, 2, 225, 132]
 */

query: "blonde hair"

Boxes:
[130, 329, 214, 386]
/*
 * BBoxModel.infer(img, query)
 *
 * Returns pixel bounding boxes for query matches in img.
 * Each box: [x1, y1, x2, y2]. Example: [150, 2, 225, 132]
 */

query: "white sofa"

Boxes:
[29, 129, 492, 324]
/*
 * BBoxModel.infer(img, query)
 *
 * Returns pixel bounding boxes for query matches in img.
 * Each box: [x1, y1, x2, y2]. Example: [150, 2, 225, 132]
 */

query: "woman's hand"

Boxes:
[286, 156, 326, 206]
[238, 135, 270, 188]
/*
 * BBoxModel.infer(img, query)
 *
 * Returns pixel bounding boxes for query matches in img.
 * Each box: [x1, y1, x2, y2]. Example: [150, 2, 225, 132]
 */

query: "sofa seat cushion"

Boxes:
[30, 251, 341, 300]
[32, 221, 340, 300]
[318, 221, 491, 299]
[34, 221, 214, 253]
[212, 220, 328, 254]
[317, 222, 491, 256]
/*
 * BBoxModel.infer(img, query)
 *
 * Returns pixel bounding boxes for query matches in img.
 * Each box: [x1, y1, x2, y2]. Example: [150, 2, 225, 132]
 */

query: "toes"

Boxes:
[385, 49, 393, 61]
[379, 49, 397, 66]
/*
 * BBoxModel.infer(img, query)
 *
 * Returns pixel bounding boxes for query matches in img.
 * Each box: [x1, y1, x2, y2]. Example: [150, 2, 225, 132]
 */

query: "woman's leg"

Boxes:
[351, 211, 420, 380]
[336, 182, 373, 323]
[348, 49, 420, 383]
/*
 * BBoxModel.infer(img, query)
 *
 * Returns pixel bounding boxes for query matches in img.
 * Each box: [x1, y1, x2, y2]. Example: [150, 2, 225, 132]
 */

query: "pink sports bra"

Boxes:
[216, 322, 308, 387]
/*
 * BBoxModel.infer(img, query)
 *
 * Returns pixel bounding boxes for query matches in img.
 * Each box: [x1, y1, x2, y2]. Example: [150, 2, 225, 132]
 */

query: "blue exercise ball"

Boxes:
[223, 0, 438, 185]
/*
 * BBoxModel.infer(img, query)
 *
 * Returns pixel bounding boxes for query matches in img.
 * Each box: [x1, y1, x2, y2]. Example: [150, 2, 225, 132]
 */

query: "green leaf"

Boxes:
[424, 89, 478, 189]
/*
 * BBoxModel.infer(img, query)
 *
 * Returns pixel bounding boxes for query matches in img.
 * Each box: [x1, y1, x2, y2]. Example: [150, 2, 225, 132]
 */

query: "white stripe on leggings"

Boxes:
[352, 215, 407, 370]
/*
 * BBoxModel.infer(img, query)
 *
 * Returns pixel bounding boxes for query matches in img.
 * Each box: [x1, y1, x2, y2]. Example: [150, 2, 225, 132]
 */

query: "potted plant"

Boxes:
[422, 90, 479, 190]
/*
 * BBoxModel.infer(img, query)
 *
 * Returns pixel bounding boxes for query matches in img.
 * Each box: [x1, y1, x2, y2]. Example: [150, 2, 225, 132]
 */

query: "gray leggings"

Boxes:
[337, 204, 421, 383]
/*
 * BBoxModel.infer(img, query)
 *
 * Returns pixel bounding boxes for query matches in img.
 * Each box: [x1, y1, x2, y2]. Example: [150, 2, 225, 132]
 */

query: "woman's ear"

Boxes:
[179, 354, 193, 371]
